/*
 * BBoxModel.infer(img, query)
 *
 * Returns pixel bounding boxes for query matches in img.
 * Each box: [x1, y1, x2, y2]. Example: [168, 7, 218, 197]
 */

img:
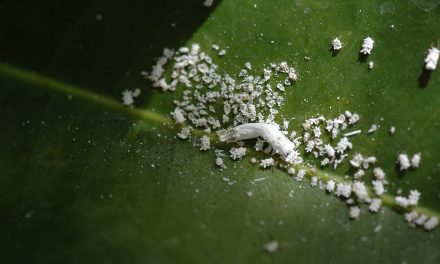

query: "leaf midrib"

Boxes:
[1, 62, 438, 220]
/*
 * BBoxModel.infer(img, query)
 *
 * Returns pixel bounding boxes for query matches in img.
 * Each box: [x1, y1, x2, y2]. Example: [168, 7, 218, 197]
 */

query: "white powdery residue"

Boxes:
[424, 47, 440, 70]
[373, 167, 386, 180]
[177, 127, 191, 139]
[260, 158, 275, 168]
[326, 180, 336, 192]
[424, 217, 439, 230]
[310, 176, 318, 187]
[204, 0, 214, 7]
[369, 198, 382, 213]
[149, 48, 174, 90]
[397, 154, 411, 171]
[200, 135, 211, 151]
[411, 153, 421, 168]
[335, 183, 352, 198]
[360, 37, 374, 55]
[332, 37, 342, 51]
[367, 124, 378, 134]
[372, 180, 385, 196]
[352, 181, 370, 202]
[263, 240, 279, 253]
[295, 169, 306, 182]
[349, 206, 361, 220]
[229, 147, 247, 160]
[343, 129, 362, 137]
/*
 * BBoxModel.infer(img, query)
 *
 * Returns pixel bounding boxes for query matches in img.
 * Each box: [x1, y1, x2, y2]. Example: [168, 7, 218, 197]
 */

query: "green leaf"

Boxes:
[1, 0, 440, 263]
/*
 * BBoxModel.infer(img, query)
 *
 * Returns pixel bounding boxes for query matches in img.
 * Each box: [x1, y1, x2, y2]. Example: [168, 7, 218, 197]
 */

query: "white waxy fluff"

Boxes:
[332, 37, 342, 51]
[360, 37, 374, 55]
[352, 181, 370, 202]
[260, 158, 275, 168]
[369, 198, 382, 213]
[425, 47, 439, 70]
[397, 154, 411, 171]
[411, 153, 421, 168]
[424, 217, 439, 230]
[218, 123, 300, 162]
[200, 135, 211, 151]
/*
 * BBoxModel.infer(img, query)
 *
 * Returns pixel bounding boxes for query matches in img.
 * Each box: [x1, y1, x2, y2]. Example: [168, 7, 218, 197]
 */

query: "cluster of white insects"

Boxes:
[137, 36, 438, 231]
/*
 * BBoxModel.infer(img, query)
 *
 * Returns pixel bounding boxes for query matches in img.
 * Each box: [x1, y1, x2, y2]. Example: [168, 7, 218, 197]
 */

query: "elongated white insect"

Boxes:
[217, 123, 299, 160]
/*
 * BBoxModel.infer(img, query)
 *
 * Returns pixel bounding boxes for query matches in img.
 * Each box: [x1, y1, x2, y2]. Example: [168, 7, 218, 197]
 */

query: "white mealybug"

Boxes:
[349, 206, 361, 220]
[326, 180, 336, 192]
[200, 135, 211, 151]
[397, 154, 411, 171]
[229, 147, 247, 160]
[360, 37, 374, 55]
[332, 37, 343, 51]
[369, 198, 382, 213]
[295, 169, 306, 182]
[424, 47, 439, 70]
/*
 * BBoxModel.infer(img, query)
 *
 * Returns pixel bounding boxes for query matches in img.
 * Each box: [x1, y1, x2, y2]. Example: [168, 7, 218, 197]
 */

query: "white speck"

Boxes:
[95, 14, 103, 21]
[245, 62, 252, 70]
[247, 191, 253, 197]
[343, 129, 362, 137]
[250, 157, 257, 164]
[326, 180, 336, 192]
[212, 44, 220, 51]
[219, 49, 226, 56]
[332, 37, 342, 51]
[360, 37, 374, 55]
[288, 167, 296, 175]
[215, 157, 226, 169]
[263, 240, 279, 253]
[389, 126, 396, 135]
[425, 47, 439, 70]
[367, 124, 378, 134]
[349, 206, 361, 219]
[253, 177, 266, 182]
[368, 61, 374, 70]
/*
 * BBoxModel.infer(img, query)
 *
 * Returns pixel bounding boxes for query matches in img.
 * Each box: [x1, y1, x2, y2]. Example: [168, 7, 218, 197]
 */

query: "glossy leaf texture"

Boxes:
[0, 0, 440, 263]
